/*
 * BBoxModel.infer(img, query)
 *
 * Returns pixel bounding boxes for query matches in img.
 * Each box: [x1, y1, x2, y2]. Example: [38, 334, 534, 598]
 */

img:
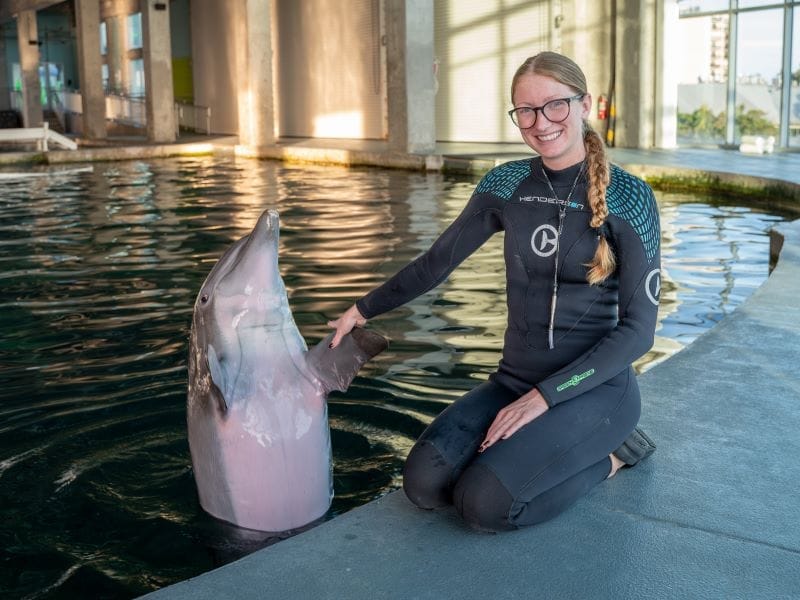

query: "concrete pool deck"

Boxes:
[3, 138, 798, 598]
[136, 144, 800, 599]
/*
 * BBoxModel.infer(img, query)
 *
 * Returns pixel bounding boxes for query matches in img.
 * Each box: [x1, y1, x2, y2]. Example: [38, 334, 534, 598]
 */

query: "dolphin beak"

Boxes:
[252, 209, 280, 243]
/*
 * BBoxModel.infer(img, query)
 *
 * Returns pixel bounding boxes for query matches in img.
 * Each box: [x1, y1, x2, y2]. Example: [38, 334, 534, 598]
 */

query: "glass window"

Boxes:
[676, 14, 730, 145]
[100, 21, 107, 55]
[127, 13, 142, 50]
[734, 8, 782, 142]
[791, 8, 800, 147]
[678, 0, 730, 18]
[129, 58, 145, 96]
[738, 0, 782, 9]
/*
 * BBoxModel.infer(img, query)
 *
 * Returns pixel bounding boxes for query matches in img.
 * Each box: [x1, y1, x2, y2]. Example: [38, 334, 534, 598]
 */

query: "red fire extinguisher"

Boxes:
[597, 95, 608, 120]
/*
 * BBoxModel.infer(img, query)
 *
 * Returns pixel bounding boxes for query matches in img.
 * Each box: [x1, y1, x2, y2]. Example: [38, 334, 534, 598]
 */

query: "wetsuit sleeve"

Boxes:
[536, 173, 661, 407]
[356, 193, 504, 319]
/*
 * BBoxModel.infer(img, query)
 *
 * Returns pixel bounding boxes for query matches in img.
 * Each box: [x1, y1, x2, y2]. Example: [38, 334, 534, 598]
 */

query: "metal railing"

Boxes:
[5, 88, 214, 137]
[175, 102, 211, 135]
[106, 92, 147, 128]
[0, 121, 78, 151]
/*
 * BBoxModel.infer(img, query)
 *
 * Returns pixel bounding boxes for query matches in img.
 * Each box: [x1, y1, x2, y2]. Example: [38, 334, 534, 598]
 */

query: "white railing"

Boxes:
[175, 102, 211, 135]
[46, 89, 67, 131]
[5, 89, 214, 137]
[0, 121, 78, 151]
[106, 92, 146, 128]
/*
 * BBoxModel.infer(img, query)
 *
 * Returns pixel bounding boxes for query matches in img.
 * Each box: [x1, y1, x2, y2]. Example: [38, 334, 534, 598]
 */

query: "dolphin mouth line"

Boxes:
[239, 322, 293, 331]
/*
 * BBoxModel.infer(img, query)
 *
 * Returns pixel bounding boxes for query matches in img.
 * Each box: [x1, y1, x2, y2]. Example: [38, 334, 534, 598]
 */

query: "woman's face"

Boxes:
[511, 72, 591, 170]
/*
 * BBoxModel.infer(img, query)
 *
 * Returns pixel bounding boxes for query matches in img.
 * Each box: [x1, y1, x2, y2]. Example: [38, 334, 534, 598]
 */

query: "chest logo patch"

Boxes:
[645, 269, 661, 306]
[531, 224, 559, 257]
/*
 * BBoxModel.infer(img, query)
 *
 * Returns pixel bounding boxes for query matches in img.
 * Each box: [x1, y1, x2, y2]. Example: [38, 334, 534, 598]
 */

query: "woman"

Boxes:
[328, 51, 659, 532]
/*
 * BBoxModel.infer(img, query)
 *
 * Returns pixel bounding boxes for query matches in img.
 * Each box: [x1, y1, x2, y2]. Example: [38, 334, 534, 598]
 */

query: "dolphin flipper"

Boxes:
[306, 328, 388, 393]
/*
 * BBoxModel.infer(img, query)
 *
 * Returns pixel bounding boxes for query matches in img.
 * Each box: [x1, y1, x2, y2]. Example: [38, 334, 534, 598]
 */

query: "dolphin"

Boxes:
[187, 209, 387, 532]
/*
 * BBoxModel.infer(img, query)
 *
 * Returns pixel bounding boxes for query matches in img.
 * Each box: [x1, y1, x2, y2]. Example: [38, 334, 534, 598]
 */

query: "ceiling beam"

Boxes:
[0, 0, 67, 23]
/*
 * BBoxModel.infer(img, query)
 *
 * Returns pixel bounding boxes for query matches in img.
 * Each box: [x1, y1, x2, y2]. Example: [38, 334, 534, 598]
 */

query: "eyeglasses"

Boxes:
[508, 94, 585, 129]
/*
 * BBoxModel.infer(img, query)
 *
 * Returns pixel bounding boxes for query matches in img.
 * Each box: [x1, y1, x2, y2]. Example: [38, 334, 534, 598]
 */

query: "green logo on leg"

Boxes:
[556, 368, 596, 392]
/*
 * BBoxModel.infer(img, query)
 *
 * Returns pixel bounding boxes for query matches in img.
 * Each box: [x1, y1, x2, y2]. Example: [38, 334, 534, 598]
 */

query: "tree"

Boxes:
[677, 105, 725, 139]
[735, 104, 778, 137]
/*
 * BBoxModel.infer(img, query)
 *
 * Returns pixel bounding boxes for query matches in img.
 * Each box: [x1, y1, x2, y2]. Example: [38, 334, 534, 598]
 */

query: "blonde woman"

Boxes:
[329, 51, 659, 531]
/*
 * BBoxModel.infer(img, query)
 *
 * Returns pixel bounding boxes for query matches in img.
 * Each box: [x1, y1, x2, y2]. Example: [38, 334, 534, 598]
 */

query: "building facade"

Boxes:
[0, 0, 796, 152]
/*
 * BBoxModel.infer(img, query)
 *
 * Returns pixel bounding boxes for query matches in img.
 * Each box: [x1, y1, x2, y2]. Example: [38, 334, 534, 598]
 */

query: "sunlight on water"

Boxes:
[0, 156, 790, 598]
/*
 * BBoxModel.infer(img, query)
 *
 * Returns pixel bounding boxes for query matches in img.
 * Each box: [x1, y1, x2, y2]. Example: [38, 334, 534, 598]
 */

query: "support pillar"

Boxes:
[561, 1, 613, 137]
[236, 0, 276, 148]
[106, 16, 123, 94]
[75, 0, 106, 139]
[615, 0, 658, 148]
[16, 10, 43, 128]
[655, 0, 678, 149]
[142, 0, 175, 142]
[385, 0, 435, 155]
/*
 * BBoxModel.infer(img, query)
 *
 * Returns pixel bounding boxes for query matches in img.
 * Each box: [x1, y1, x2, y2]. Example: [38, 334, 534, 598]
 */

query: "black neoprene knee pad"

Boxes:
[402, 440, 453, 509]
[453, 463, 515, 532]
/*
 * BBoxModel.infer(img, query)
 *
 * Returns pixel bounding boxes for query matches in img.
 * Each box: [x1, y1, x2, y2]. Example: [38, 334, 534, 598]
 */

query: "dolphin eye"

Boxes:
[200, 294, 209, 304]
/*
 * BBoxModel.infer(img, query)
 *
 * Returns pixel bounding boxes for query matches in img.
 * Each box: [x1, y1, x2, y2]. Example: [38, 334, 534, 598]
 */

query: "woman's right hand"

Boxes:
[327, 304, 367, 349]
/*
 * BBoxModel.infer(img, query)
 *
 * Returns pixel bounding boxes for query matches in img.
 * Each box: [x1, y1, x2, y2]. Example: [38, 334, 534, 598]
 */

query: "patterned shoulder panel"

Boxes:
[474, 159, 532, 201]
[606, 164, 660, 262]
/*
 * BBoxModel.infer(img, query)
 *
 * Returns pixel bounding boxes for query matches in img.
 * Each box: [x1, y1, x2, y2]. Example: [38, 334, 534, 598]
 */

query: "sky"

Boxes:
[735, 9, 786, 79]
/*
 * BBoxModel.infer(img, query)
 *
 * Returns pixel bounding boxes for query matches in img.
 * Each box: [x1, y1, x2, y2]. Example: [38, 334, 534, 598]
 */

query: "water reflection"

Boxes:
[0, 156, 789, 599]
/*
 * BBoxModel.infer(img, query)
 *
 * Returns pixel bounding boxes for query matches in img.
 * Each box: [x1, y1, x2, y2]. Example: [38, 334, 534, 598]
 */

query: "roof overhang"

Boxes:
[0, 0, 66, 23]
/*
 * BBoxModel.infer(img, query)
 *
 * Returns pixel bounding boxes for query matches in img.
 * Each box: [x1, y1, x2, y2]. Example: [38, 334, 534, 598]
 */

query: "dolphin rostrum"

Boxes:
[187, 209, 387, 532]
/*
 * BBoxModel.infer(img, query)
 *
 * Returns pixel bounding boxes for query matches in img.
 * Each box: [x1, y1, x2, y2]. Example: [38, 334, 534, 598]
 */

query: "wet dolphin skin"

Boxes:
[187, 209, 386, 531]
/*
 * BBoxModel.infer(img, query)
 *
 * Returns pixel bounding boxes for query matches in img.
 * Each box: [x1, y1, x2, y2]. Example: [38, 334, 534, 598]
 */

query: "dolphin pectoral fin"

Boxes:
[306, 328, 389, 393]
[207, 345, 229, 413]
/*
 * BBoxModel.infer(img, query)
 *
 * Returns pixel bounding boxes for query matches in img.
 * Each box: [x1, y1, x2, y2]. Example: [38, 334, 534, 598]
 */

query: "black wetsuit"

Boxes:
[356, 157, 661, 531]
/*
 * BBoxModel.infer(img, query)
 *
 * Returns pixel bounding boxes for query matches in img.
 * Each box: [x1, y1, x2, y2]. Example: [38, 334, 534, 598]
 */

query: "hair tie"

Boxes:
[594, 222, 610, 239]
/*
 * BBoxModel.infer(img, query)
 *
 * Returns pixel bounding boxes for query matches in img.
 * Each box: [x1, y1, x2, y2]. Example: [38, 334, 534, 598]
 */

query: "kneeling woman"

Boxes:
[329, 51, 659, 532]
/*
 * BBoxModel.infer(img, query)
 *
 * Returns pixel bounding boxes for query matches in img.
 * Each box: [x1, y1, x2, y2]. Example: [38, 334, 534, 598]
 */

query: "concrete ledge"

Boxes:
[235, 143, 429, 170]
[0, 137, 237, 166]
[143, 186, 800, 596]
[620, 164, 800, 205]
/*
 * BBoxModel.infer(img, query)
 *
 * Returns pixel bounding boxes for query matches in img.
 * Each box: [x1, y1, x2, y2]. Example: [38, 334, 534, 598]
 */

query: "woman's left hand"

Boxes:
[479, 388, 549, 452]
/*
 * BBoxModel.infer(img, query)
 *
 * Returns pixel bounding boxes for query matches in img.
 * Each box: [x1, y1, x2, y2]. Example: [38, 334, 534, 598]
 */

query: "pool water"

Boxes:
[0, 157, 789, 598]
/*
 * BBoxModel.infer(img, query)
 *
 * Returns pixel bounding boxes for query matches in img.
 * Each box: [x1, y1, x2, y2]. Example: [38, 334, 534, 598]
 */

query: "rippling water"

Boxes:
[0, 157, 789, 598]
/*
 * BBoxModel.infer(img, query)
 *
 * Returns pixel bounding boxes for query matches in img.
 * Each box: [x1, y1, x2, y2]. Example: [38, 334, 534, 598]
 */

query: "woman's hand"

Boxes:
[479, 388, 549, 452]
[327, 304, 367, 348]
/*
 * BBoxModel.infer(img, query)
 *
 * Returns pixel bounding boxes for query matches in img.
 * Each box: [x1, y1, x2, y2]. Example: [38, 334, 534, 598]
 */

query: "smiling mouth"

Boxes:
[537, 130, 563, 142]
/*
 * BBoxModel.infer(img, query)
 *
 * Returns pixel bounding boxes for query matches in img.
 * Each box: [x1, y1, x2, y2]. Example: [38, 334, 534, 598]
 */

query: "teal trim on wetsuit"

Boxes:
[356, 157, 661, 530]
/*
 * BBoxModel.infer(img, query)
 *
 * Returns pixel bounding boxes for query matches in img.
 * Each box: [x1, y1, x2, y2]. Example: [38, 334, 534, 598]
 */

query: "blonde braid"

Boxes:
[584, 124, 615, 285]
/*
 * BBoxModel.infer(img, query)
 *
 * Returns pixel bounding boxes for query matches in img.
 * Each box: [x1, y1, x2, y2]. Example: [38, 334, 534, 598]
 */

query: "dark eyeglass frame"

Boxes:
[507, 94, 586, 129]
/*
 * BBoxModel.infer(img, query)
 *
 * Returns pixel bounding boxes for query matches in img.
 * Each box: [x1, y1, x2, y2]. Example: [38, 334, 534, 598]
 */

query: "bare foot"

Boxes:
[607, 453, 625, 478]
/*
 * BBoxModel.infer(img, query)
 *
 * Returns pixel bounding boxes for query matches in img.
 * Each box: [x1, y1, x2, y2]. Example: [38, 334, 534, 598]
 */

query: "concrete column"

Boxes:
[75, 0, 107, 139]
[385, 0, 435, 155]
[614, 0, 658, 148]
[106, 16, 123, 94]
[16, 10, 43, 128]
[561, 1, 613, 137]
[0, 29, 10, 110]
[236, 0, 276, 148]
[142, 0, 176, 142]
[655, 0, 678, 149]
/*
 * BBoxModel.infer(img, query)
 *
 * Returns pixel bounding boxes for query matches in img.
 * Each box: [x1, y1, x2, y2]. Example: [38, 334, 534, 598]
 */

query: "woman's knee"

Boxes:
[453, 463, 516, 532]
[402, 440, 453, 509]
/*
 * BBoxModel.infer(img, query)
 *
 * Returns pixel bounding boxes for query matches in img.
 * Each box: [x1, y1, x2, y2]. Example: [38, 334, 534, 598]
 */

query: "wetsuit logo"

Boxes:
[645, 269, 661, 306]
[556, 368, 596, 392]
[531, 224, 559, 257]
